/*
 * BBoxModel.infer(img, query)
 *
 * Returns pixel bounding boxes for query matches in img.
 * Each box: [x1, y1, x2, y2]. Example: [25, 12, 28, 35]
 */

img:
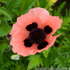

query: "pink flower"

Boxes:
[10, 7, 62, 57]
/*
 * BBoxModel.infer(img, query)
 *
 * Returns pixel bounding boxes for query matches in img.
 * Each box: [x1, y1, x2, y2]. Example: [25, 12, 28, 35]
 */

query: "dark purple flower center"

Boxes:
[29, 28, 46, 44]
[24, 22, 52, 50]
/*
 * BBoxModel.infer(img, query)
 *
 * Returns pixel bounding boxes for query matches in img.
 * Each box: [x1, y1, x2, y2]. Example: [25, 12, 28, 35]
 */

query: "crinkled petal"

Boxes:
[37, 35, 60, 52]
[16, 7, 49, 29]
[12, 40, 38, 57]
[28, 7, 49, 29]
[44, 15, 62, 41]
[10, 28, 38, 57]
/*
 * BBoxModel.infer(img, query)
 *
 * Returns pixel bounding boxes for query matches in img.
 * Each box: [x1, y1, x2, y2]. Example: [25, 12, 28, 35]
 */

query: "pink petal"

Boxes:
[44, 15, 62, 41]
[28, 7, 49, 29]
[12, 41, 38, 57]
[16, 7, 49, 30]
[37, 34, 60, 52]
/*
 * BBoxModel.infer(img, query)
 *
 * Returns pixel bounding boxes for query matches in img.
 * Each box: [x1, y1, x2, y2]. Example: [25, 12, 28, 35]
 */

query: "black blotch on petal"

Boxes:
[37, 42, 48, 50]
[32, 22, 38, 28]
[24, 38, 32, 47]
[26, 24, 33, 31]
[26, 22, 38, 31]
[44, 25, 52, 34]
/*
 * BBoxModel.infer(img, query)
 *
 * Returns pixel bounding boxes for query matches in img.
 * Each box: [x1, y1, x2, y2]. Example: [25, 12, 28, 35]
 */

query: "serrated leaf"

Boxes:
[60, 46, 70, 54]
[54, 1, 66, 16]
[62, 17, 70, 25]
[6, 0, 21, 11]
[27, 55, 43, 70]
[0, 43, 8, 54]
[43, 47, 58, 67]
[0, 7, 12, 20]
[15, 64, 25, 70]
[42, 47, 51, 58]
[0, 18, 11, 37]
[38, 0, 47, 8]
[23, 0, 37, 14]
[19, 0, 37, 14]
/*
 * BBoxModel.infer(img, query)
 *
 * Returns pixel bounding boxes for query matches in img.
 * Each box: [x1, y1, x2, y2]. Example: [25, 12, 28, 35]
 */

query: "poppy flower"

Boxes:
[10, 7, 62, 57]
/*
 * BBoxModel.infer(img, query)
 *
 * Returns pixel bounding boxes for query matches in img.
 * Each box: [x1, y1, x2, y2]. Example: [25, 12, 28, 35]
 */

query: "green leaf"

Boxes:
[0, 18, 11, 37]
[0, 7, 12, 20]
[62, 17, 70, 25]
[15, 64, 25, 70]
[54, 1, 66, 16]
[42, 47, 51, 58]
[38, 0, 47, 8]
[27, 55, 43, 70]
[6, 0, 21, 11]
[55, 56, 67, 67]
[0, 43, 8, 54]
[60, 46, 70, 54]
[43, 47, 58, 67]
[20, 0, 37, 14]
[65, 9, 70, 17]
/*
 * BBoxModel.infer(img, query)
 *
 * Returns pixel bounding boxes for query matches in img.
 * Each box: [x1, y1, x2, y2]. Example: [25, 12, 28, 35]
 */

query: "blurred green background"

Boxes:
[0, 0, 70, 70]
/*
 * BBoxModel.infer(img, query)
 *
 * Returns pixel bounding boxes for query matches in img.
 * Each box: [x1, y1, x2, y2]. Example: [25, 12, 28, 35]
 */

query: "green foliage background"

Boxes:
[0, 0, 70, 70]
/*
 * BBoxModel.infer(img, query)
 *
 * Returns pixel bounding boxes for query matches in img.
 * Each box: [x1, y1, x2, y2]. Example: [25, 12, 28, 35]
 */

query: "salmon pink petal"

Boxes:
[16, 7, 49, 30]
[37, 35, 60, 52]
[28, 7, 49, 29]
[45, 34, 60, 48]
[12, 41, 38, 57]
[18, 44, 38, 57]
[44, 15, 62, 40]
[10, 33, 38, 57]
[12, 45, 31, 57]
[17, 13, 36, 30]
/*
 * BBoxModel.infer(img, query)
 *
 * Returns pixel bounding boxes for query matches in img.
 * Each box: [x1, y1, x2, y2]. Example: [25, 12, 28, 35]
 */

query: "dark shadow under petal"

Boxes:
[6, 34, 11, 40]
[0, 2, 6, 7]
